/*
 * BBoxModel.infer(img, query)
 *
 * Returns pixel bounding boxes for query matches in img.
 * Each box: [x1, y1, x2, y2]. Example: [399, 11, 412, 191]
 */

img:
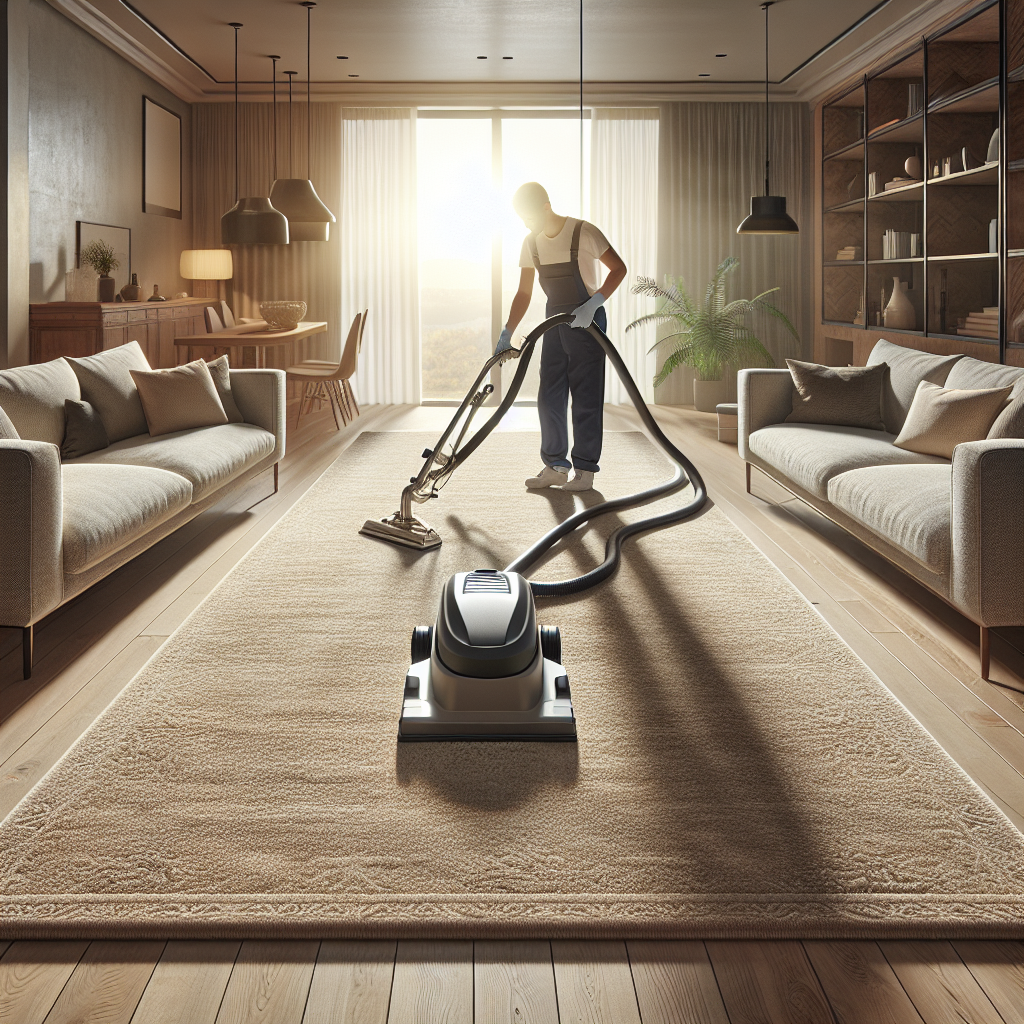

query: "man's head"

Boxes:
[513, 182, 550, 232]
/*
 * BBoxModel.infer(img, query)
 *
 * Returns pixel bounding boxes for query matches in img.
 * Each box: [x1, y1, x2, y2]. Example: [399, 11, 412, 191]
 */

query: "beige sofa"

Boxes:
[0, 346, 286, 679]
[738, 339, 1024, 678]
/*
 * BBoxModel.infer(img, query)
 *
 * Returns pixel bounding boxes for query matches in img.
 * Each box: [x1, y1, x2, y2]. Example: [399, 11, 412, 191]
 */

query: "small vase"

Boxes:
[147, 285, 167, 302]
[120, 273, 143, 302]
[883, 277, 915, 330]
[98, 275, 116, 302]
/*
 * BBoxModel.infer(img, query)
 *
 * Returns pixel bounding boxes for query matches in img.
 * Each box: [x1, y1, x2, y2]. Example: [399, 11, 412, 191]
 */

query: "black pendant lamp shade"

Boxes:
[269, 1, 336, 242]
[221, 24, 289, 245]
[737, 2, 799, 235]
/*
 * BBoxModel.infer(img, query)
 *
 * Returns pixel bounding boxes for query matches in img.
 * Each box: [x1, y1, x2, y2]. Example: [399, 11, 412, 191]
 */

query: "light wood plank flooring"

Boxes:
[0, 400, 1021, 1022]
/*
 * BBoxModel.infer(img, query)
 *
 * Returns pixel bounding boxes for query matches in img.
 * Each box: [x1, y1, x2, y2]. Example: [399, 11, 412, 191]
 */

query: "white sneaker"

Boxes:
[562, 470, 595, 491]
[525, 465, 569, 489]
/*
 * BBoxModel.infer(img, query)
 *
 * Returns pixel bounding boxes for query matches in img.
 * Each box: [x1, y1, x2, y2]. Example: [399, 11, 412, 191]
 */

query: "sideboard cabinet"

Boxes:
[29, 297, 212, 368]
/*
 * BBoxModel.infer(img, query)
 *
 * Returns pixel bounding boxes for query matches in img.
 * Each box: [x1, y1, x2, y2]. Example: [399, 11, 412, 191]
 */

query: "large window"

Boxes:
[418, 112, 590, 403]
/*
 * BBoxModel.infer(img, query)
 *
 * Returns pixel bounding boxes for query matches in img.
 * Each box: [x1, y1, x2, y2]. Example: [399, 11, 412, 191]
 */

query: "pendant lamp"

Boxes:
[269, 1, 336, 242]
[736, 2, 799, 235]
[221, 23, 289, 245]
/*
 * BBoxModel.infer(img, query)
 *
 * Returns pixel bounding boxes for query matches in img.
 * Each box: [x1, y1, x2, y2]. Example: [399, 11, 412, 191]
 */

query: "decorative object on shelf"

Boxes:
[259, 299, 307, 330]
[884, 175, 921, 191]
[989, 218, 999, 254]
[907, 83, 923, 117]
[736, 2, 798, 234]
[867, 171, 879, 197]
[142, 96, 182, 219]
[626, 256, 797, 411]
[986, 128, 999, 163]
[119, 273, 143, 302]
[1011, 308, 1024, 344]
[269, 4, 337, 242]
[180, 249, 233, 284]
[959, 306, 999, 340]
[148, 285, 167, 302]
[961, 147, 980, 172]
[76, 222, 129, 299]
[941, 152, 964, 177]
[835, 246, 861, 261]
[883, 277, 915, 330]
[220, 23, 289, 245]
[854, 291, 866, 326]
[64, 267, 98, 302]
[905, 154, 922, 180]
[845, 175, 859, 199]
[175, 292, 189, 299]
[932, 71, 969, 104]
[79, 238, 120, 302]
[939, 268, 948, 334]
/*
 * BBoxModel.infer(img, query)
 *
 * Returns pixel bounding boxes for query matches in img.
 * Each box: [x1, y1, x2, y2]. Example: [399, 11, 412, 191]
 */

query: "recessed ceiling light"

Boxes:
[337, 55, 348, 59]
[699, 73, 711, 77]
[716, 53, 727, 57]
[477, 55, 487, 59]
[348, 74, 359, 77]
[503, 56, 513, 60]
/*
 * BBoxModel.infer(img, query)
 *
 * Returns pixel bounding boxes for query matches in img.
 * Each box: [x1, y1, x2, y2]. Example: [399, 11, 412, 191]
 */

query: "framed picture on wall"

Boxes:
[143, 96, 182, 218]
[76, 221, 131, 296]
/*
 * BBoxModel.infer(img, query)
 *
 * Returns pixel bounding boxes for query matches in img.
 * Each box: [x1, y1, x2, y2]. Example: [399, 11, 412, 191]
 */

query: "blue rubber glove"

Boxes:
[495, 327, 513, 354]
[570, 292, 604, 329]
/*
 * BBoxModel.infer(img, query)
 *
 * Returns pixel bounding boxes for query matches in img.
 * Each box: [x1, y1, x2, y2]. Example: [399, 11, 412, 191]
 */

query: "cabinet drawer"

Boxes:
[102, 311, 128, 325]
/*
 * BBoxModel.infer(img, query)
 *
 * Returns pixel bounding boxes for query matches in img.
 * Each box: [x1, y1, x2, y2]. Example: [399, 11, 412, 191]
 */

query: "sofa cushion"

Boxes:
[61, 463, 193, 574]
[0, 358, 80, 445]
[784, 359, 886, 430]
[130, 359, 229, 436]
[943, 357, 1024, 440]
[69, 422, 275, 502]
[67, 341, 151, 443]
[0, 404, 19, 439]
[828, 464, 952, 572]
[866, 339, 961, 434]
[894, 381, 1013, 458]
[747, 423, 949, 499]
[207, 355, 245, 423]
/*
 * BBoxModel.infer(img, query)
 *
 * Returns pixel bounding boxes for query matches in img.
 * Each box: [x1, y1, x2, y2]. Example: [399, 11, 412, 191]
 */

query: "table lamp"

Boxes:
[180, 249, 233, 288]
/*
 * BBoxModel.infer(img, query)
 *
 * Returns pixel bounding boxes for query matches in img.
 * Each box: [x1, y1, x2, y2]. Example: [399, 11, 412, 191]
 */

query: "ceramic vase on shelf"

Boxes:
[119, 273, 142, 302]
[883, 277, 915, 331]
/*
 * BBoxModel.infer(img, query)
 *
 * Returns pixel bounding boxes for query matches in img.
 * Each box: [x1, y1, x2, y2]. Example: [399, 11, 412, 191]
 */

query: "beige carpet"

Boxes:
[1, 431, 1021, 940]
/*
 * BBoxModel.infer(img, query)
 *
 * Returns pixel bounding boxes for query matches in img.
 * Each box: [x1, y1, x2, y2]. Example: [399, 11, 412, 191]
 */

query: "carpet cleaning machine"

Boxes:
[361, 314, 708, 741]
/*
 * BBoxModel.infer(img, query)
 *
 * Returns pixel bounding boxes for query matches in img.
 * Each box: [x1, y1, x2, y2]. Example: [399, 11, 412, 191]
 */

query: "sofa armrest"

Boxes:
[0, 440, 64, 628]
[737, 369, 794, 460]
[230, 369, 286, 464]
[951, 438, 1024, 626]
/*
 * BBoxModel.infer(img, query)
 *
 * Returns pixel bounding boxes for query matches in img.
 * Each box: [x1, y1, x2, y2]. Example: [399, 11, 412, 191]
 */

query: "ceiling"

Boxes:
[51, 0, 949, 101]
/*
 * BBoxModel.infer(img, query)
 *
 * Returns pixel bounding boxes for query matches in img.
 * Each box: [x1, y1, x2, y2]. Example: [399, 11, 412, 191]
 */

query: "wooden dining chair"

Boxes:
[204, 306, 225, 333]
[286, 311, 366, 431]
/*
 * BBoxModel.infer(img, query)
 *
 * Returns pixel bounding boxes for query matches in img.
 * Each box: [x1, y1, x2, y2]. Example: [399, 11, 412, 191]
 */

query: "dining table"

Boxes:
[174, 320, 329, 369]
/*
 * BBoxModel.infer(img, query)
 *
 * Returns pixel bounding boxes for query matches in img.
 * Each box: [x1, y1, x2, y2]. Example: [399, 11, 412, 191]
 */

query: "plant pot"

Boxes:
[98, 275, 116, 302]
[693, 378, 730, 413]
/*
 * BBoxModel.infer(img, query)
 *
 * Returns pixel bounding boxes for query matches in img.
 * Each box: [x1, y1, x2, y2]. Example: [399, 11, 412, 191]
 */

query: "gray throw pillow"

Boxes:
[784, 359, 886, 431]
[866, 339, 962, 434]
[0, 403, 20, 439]
[61, 399, 110, 460]
[206, 355, 245, 423]
[67, 341, 151, 443]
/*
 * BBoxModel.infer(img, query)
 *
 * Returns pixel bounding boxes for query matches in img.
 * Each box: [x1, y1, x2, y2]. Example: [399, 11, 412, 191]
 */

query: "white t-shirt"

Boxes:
[518, 218, 611, 297]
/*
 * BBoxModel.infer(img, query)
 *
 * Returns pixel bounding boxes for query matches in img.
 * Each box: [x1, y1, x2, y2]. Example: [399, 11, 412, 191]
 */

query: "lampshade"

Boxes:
[736, 195, 800, 235]
[221, 197, 290, 245]
[269, 178, 336, 241]
[179, 249, 234, 280]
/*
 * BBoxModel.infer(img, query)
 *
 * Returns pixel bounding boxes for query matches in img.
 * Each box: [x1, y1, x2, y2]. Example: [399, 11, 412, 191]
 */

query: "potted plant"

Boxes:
[626, 256, 797, 412]
[79, 239, 120, 302]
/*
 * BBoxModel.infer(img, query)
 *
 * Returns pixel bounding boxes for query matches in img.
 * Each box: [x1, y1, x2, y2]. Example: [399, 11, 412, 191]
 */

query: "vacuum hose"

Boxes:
[427, 313, 709, 597]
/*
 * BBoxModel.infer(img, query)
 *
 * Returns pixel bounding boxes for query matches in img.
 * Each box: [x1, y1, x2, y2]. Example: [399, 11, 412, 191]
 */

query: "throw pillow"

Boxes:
[893, 381, 1013, 458]
[784, 359, 886, 431]
[0, 403, 20, 439]
[866, 339, 962, 434]
[67, 341, 151, 442]
[206, 355, 245, 423]
[988, 392, 1024, 440]
[130, 359, 229, 437]
[61, 399, 109, 460]
[0, 357, 81, 445]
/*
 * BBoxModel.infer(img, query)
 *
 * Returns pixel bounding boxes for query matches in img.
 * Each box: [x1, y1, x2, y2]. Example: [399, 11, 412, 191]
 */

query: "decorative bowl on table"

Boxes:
[259, 300, 307, 330]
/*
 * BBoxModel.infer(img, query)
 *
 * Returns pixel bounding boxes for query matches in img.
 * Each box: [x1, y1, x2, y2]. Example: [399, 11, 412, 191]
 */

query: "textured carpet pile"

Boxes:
[1, 431, 1021, 939]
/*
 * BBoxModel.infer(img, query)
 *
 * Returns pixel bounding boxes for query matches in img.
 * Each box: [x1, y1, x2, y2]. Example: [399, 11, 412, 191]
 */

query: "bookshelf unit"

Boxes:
[816, 0, 1023, 366]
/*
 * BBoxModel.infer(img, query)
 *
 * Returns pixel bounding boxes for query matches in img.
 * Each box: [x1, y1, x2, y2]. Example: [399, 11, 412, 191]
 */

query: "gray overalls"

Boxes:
[527, 219, 608, 474]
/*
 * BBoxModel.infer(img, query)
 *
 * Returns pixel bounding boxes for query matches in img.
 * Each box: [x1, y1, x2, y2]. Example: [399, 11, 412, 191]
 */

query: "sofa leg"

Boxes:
[980, 625, 990, 680]
[22, 625, 33, 680]
[745, 462, 751, 494]
[273, 463, 279, 493]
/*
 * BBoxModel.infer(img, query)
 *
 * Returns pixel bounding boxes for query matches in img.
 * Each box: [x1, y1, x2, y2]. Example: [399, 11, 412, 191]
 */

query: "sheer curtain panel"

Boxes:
[656, 102, 811, 404]
[591, 109, 659, 404]
[340, 109, 420, 405]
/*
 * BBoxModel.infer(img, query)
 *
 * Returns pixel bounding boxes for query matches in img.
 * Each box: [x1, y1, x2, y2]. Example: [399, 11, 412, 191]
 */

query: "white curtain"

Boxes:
[656, 102, 811, 404]
[340, 109, 420, 405]
[590, 109, 660, 404]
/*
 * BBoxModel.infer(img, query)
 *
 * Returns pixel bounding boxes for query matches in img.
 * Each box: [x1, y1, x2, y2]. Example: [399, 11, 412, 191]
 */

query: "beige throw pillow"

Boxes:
[206, 355, 245, 423]
[893, 381, 1013, 458]
[785, 359, 886, 431]
[67, 341, 151, 442]
[130, 359, 229, 437]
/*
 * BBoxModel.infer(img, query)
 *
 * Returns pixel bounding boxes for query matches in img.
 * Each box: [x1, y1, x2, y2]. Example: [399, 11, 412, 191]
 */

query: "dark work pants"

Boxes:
[538, 306, 607, 473]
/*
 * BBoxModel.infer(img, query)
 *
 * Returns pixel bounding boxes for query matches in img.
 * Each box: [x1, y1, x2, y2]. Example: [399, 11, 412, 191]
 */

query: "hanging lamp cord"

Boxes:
[286, 71, 296, 177]
[270, 56, 279, 181]
[231, 23, 241, 202]
[763, 1, 771, 197]
[579, 0, 584, 212]
[304, 2, 315, 180]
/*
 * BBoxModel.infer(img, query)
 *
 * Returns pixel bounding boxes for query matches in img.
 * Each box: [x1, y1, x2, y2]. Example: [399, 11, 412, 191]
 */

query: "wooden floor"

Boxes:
[1, 401, 1021, 1023]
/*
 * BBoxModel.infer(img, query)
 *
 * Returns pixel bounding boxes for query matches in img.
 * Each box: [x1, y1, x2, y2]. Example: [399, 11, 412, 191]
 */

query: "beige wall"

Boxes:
[27, 0, 192, 317]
